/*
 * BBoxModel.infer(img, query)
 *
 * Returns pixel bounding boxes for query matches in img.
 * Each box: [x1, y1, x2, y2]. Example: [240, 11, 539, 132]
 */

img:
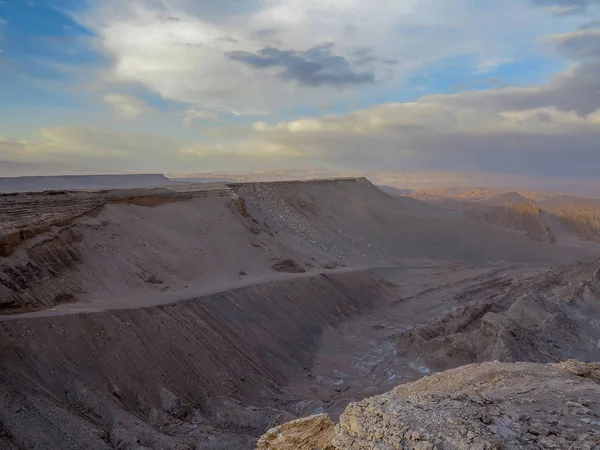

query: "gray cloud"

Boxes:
[251, 28, 281, 38]
[435, 29, 600, 116]
[240, 111, 600, 177]
[227, 43, 374, 87]
[244, 126, 600, 178]
[217, 36, 240, 44]
[533, 0, 600, 15]
[173, 0, 262, 19]
[349, 47, 377, 65]
[428, 60, 599, 116]
[550, 29, 600, 59]
[399, 133, 600, 177]
[228, 30, 600, 179]
[348, 48, 399, 66]
[579, 19, 600, 29]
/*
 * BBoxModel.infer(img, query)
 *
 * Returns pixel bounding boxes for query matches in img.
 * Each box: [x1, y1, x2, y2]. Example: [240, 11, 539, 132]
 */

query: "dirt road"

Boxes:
[0, 263, 399, 321]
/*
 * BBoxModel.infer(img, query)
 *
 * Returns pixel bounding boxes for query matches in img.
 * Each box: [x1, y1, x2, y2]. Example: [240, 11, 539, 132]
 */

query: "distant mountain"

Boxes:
[377, 185, 414, 196]
[483, 191, 535, 206]
[0, 174, 179, 193]
[170, 176, 238, 184]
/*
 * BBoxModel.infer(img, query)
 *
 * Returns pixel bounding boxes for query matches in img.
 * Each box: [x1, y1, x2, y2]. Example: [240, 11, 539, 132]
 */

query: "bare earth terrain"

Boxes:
[405, 186, 600, 248]
[0, 177, 599, 449]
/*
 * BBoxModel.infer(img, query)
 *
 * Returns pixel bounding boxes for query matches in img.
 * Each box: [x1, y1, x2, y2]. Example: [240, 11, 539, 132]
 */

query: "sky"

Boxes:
[0, 0, 599, 185]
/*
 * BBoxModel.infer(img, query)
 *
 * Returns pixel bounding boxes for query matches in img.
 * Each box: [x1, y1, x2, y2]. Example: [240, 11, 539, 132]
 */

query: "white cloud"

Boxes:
[474, 58, 515, 74]
[183, 109, 221, 123]
[102, 93, 155, 118]
[37, 126, 179, 159]
[4, 3, 600, 179]
[77, 0, 571, 115]
[204, 55, 600, 176]
[0, 135, 39, 160]
[545, 28, 600, 59]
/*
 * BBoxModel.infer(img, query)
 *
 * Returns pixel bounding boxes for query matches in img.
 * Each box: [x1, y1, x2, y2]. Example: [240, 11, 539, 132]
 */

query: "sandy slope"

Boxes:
[483, 191, 534, 206]
[1, 178, 598, 315]
[539, 210, 588, 247]
[236, 179, 597, 265]
[1, 178, 600, 449]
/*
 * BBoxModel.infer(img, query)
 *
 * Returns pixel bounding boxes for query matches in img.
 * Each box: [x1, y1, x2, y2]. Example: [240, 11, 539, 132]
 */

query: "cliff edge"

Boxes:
[258, 360, 600, 450]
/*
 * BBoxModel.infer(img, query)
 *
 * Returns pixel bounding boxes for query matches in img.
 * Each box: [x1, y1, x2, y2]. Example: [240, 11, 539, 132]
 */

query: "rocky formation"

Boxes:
[3, 178, 595, 314]
[397, 260, 600, 372]
[0, 270, 401, 449]
[0, 184, 229, 257]
[462, 203, 554, 243]
[257, 414, 335, 450]
[1, 179, 600, 449]
[261, 360, 600, 450]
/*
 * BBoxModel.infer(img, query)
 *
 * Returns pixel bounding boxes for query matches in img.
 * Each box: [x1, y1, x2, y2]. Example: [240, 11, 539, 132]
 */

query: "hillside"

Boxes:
[483, 191, 534, 206]
[462, 203, 554, 243]
[0, 178, 599, 449]
[2, 178, 597, 314]
[260, 360, 600, 450]
[398, 187, 600, 247]
[259, 258, 600, 449]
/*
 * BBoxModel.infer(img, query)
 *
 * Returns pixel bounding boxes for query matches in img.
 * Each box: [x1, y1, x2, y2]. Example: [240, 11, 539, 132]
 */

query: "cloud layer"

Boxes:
[228, 44, 374, 86]
[533, 0, 600, 15]
[102, 93, 155, 119]
[75, 0, 577, 114]
[1, 0, 600, 185]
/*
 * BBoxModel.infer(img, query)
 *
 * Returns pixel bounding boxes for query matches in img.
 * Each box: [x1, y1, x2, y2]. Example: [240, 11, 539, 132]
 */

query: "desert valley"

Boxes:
[3, 0, 600, 447]
[0, 174, 598, 449]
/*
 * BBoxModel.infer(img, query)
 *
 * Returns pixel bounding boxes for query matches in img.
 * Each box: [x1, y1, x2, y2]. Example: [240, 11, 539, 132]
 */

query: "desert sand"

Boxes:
[0, 177, 599, 449]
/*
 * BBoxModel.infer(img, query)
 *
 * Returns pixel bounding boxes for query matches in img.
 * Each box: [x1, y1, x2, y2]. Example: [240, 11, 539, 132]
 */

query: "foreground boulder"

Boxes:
[257, 414, 335, 450]
[259, 360, 600, 449]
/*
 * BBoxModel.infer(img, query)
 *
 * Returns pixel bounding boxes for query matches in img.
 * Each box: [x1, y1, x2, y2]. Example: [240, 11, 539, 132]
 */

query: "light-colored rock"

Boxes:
[260, 361, 600, 450]
[334, 361, 600, 449]
[555, 359, 600, 381]
[257, 413, 336, 450]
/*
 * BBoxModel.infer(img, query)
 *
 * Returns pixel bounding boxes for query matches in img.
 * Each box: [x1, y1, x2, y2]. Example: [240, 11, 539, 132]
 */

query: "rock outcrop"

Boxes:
[260, 360, 600, 450]
[397, 260, 600, 372]
[257, 414, 336, 450]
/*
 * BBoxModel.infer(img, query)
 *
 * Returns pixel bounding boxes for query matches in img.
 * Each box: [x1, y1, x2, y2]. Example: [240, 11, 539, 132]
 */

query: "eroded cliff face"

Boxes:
[396, 260, 600, 371]
[1, 180, 600, 449]
[0, 271, 400, 450]
[259, 360, 600, 450]
[257, 414, 336, 450]
[3, 179, 597, 315]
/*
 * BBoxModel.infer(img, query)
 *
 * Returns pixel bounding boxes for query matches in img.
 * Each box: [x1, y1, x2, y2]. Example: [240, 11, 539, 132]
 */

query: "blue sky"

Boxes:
[0, 1, 96, 91]
[0, 0, 599, 180]
[0, 0, 570, 114]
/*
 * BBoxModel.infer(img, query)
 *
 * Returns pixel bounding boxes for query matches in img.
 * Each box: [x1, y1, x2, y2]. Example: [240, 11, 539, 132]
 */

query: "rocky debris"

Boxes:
[262, 361, 600, 450]
[257, 413, 336, 450]
[397, 259, 600, 372]
[0, 185, 234, 257]
[235, 181, 364, 261]
[273, 258, 306, 273]
[556, 359, 600, 381]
